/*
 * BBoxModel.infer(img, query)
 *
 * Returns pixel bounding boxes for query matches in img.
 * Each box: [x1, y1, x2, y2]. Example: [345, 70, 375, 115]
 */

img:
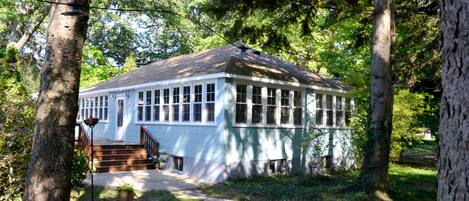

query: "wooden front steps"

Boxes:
[93, 144, 156, 173]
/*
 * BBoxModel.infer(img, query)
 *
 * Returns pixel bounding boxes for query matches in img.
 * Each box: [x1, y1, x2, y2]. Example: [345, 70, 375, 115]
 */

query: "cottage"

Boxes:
[77, 44, 355, 182]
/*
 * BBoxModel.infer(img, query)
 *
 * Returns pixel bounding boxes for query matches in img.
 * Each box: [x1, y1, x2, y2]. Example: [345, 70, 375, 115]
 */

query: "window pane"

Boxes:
[267, 88, 277, 125]
[252, 105, 262, 124]
[183, 86, 190, 103]
[117, 99, 124, 127]
[163, 89, 169, 104]
[163, 105, 169, 121]
[327, 110, 333, 126]
[173, 105, 179, 121]
[336, 96, 343, 127]
[145, 105, 151, 121]
[146, 91, 152, 105]
[281, 90, 289, 106]
[194, 85, 202, 102]
[326, 95, 333, 109]
[154, 90, 160, 104]
[294, 108, 302, 125]
[138, 92, 144, 121]
[235, 104, 247, 123]
[104, 96, 108, 120]
[207, 83, 215, 102]
[294, 91, 301, 107]
[315, 94, 323, 125]
[345, 98, 351, 126]
[236, 85, 247, 103]
[193, 104, 202, 122]
[267, 106, 276, 124]
[153, 105, 160, 121]
[173, 88, 180, 103]
[206, 103, 215, 122]
[281, 107, 290, 124]
[182, 104, 190, 121]
[326, 95, 333, 126]
[267, 88, 276, 105]
[252, 86, 262, 104]
[281, 90, 290, 124]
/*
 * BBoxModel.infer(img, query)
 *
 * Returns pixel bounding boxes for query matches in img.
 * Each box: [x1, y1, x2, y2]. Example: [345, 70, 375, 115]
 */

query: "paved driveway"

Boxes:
[83, 170, 229, 200]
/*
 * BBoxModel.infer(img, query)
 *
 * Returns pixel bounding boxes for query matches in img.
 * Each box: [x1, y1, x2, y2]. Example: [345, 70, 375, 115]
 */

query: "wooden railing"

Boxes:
[76, 123, 92, 158]
[140, 126, 160, 160]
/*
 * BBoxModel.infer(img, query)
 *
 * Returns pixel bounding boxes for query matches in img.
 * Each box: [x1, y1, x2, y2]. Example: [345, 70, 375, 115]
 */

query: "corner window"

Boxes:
[182, 86, 190, 122]
[326, 95, 333, 126]
[267, 88, 277, 125]
[153, 90, 160, 121]
[206, 83, 215, 122]
[315, 94, 323, 125]
[280, 90, 290, 124]
[336, 96, 343, 127]
[345, 98, 352, 126]
[173, 87, 180, 121]
[293, 91, 302, 125]
[252, 86, 262, 124]
[193, 85, 202, 122]
[163, 89, 170, 121]
[145, 91, 152, 121]
[235, 84, 247, 123]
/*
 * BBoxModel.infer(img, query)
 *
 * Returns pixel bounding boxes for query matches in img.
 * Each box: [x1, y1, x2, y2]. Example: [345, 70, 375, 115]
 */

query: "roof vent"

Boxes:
[238, 45, 249, 52]
[252, 50, 261, 55]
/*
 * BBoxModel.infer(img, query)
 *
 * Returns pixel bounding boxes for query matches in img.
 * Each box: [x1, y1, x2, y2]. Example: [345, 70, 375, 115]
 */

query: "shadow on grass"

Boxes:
[71, 185, 198, 201]
[199, 164, 436, 201]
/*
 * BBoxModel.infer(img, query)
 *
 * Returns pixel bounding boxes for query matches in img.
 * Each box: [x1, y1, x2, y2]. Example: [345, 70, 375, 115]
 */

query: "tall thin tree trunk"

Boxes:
[23, 1, 89, 200]
[359, 0, 394, 193]
[14, 5, 50, 51]
[437, 0, 469, 200]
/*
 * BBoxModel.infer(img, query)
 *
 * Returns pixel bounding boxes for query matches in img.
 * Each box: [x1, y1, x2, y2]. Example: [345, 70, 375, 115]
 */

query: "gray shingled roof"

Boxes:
[81, 45, 349, 92]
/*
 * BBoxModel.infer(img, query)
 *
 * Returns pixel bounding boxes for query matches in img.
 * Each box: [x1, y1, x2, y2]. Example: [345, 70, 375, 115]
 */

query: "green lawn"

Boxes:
[199, 164, 436, 201]
[71, 186, 201, 201]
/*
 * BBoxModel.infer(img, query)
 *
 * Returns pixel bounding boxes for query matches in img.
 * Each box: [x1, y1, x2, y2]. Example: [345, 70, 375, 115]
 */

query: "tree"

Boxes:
[437, 0, 469, 200]
[358, 0, 394, 193]
[23, 0, 90, 200]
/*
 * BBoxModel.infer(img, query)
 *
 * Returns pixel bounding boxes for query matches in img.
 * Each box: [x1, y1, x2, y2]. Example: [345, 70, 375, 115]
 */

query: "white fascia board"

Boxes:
[225, 73, 349, 94]
[79, 72, 225, 96]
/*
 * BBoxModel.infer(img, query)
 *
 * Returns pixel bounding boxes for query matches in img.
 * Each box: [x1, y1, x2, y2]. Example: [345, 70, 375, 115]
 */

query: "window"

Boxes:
[206, 83, 215, 122]
[173, 156, 183, 171]
[163, 89, 170, 121]
[267, 88, 276, 125]
[293, 91, 302, 125]
[78, 95, 108, 121]
[326, 95, 333, 126]
[193, 85, 202, 122]
[280, 90, 290, 124]
[315, 94, 323, 125]
[173, 87, 180, 121]
[182, 86, 190, 122]
[336, 96, 343, 127]
[345, 98, 352, 126]
[269, 159, 286, 174]
[137, 92, 144, 121]
[99, 96, 103, 119]
[252, 86, 262, 124]
[117, 99, 124, 127]
[235, 84, 247, 123]
[94, 97, 98, 118]
[104, 96, 108, 120]
[153, 90, 160, 121]
[145, 91, 152, 121]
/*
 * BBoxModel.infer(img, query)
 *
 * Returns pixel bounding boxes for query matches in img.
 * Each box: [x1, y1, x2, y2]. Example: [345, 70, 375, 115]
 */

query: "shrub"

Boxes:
[71, 149, 90, 187]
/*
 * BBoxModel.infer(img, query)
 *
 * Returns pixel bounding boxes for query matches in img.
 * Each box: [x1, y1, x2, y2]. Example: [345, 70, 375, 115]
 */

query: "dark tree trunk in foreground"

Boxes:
[437, 0, 469, 200]
[359, 0, 394, 193]
[24, 1, 89, 200]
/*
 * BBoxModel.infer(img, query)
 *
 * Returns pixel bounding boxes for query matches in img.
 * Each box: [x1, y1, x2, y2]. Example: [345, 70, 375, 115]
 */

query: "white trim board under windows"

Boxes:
[232, 81, 305, 128]
[135, 80, 217, 125]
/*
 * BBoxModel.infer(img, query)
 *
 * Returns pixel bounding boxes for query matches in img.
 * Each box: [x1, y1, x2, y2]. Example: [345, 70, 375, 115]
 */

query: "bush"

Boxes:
[71, 149, 90, 187]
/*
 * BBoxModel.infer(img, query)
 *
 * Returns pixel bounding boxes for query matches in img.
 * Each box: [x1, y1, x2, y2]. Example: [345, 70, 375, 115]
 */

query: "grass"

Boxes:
[70, 186, 201, 201]
[402, 140, 436, 156]
[199, 164, 436, 201]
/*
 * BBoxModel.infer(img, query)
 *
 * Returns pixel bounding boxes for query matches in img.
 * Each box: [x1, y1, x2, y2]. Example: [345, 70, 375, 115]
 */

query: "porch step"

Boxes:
[91, 143, 155, 173]
[96, 163, 155, 173]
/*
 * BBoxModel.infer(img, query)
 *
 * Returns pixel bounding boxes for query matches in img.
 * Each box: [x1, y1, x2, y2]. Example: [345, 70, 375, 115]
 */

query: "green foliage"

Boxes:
[71, 149, 90, 188]
[390, 89, 434, 159]
[80, 45, 120, 88]
[3, 45, 18, 64]
[116, 183, 136, 192]
[0, 49, 35, 201]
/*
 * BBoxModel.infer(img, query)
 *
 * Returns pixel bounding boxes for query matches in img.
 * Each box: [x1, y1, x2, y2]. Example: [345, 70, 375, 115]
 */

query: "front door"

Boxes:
[115, 95, 126, 141]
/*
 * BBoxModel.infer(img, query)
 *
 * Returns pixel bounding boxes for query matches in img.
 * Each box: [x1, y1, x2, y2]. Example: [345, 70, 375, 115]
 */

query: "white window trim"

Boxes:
[232, 80, 305, 128]
[135, 79, 217, 126]
[314, 91, 353, 129]
[77, 93, 109, 123]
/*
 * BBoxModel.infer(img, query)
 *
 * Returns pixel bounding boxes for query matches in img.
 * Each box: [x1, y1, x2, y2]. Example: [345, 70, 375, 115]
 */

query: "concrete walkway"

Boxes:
[83, 170, 230, 201]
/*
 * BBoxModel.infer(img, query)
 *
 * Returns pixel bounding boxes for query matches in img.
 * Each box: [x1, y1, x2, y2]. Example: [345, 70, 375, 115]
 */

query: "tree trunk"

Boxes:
[359, 0, 394, 193]
[23, 1, 89, 200]
[437, 0, 469, 200]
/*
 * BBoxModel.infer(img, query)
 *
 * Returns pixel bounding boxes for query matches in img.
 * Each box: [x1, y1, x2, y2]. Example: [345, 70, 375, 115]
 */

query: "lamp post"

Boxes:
[84, 117, 99, 201]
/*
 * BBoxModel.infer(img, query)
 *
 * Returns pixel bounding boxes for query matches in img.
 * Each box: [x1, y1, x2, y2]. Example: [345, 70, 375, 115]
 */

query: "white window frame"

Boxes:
[77, 94, 109, 122]
[314, 91, 352, 128]
[232, 80, 305, 128]
[134, 79, 217, 126]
